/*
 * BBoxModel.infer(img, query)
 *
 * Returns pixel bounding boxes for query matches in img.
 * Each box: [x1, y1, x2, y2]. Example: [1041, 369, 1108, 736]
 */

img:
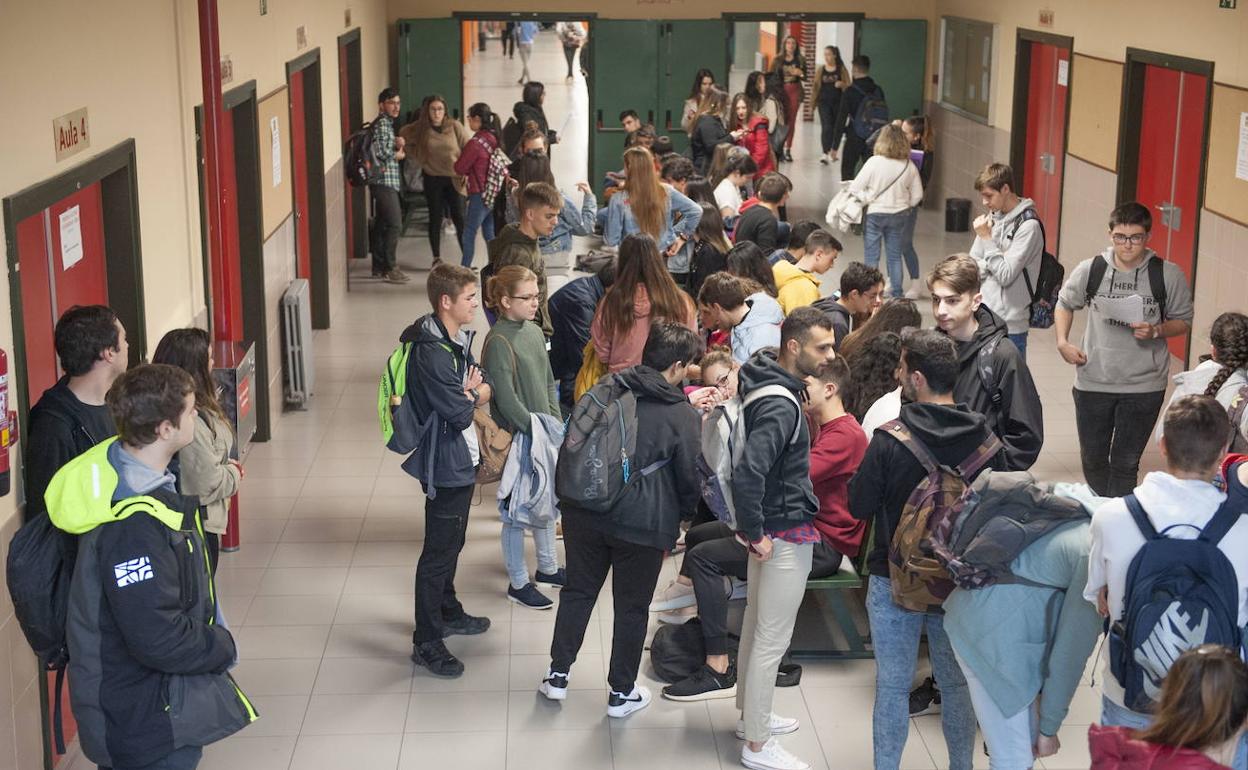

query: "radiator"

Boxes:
[282, 278, 315, 407]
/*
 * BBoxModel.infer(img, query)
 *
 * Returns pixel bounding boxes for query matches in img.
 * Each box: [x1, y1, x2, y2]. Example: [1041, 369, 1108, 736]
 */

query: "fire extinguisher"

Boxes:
[0, 349, 18, 497]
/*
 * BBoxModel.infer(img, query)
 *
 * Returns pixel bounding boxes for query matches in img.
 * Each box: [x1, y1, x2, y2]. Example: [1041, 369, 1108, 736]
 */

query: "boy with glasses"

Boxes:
[1055, 202, 1194, 496]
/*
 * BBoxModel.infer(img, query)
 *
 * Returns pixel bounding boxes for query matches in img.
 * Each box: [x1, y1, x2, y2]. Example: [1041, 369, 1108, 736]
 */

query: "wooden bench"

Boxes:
[789, 530, 874, 660]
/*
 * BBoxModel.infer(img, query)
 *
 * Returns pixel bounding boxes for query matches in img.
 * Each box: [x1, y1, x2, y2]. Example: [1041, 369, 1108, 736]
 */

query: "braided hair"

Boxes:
[1205, 312, 1248, 397]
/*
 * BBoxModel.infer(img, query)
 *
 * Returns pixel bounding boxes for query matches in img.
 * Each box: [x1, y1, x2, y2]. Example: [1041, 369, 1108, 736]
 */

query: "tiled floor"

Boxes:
[62, 30, 1165, 770]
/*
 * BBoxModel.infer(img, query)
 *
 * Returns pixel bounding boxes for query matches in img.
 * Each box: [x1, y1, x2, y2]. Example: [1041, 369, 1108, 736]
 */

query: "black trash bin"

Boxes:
[946, 198, 972, 232]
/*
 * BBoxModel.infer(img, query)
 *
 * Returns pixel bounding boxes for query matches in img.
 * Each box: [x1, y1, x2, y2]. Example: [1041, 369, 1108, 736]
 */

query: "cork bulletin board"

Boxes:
[1204, 82, 1248, 227]
[1067, 55, 1123, 172]
[257, 86, 292, 239]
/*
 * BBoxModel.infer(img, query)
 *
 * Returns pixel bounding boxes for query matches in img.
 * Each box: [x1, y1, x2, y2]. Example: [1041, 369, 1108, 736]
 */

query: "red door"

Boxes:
[1134, 64, 1208, 358]
[13, 182, 108, 766]
[211, 110, 244, 342]
[290, 68, 312, 281]
[1021, 41, 1069, 254]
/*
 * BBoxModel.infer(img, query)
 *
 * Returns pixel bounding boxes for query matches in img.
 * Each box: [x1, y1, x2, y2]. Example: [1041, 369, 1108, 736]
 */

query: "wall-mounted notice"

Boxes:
[59, 205, 83, 271]
[1058, 59, 1069, 87]
[270, 116, 282, 187]
[52, 107, 90, 162]
[1236, 112, 1248, 182]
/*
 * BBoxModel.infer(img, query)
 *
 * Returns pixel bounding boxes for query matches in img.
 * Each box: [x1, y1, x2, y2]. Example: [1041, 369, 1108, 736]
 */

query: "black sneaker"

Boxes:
[508, 583, 554, 610]
[412, 640, 465, 678]
[909, 676, 941, 716]
[535, 568, 567, 588]
[661, 664, 737, 702]
[442, 613, 492, 637]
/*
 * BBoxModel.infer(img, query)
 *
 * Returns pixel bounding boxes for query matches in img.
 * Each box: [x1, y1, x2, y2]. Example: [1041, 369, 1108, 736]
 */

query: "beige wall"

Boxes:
[0, 1, 387, 766]
[390, 0, 934, 21]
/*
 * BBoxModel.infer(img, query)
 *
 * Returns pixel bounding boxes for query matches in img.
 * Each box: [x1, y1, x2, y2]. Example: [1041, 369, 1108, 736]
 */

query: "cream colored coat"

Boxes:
[177, 412, 240, 534]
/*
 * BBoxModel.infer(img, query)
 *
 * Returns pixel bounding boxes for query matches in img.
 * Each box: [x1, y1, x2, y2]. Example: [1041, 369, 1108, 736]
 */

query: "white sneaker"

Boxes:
[649, 579, 696, 612]
[735, 713, 800, 740]
[657, 605, 699, 625]
[538, 670, 569, 701]
[740, 737, 811, 770]
[606, 685, 651, 718]
[904, 283, 926, 300]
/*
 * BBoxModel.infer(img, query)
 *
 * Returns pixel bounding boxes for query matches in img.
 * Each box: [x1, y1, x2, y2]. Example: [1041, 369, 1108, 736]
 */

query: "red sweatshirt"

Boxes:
[736, 115, 775, 178]
[809, 413, 868, 556]
[1088, 725, 1230, 770]
[452, 131, 498, 195]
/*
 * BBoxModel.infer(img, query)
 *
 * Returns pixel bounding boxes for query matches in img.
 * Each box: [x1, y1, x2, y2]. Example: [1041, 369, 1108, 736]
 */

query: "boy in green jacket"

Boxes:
[487, 181, 561, 336]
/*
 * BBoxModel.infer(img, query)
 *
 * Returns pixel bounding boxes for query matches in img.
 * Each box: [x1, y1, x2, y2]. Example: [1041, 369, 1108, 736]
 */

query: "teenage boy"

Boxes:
[832, 55, 880, 181]
[541, 323, 703, 717]
[1055, 202, 1194, 497]
[698, 272, 784, 364]
[968, 163, 1044, 357]
[26, 305, 127, 524]
[929, 254, 1044, 471]
[660, 155, 695, 195]
[401, 264, 494, 678]
[733, 307, 833, 770]
[768, 220, 823, 266]
[1084, 395, 1248, 729]
[734, 174, 788, 254]
[849, 329, 1008, 770]
[813, 261, 885, 348]
[488, 181, 563, 336]
[620, 109, 642, 135]
[46, 365, 253, 770]
[773, 230, 842, 315]
[370, 87, 409, 283]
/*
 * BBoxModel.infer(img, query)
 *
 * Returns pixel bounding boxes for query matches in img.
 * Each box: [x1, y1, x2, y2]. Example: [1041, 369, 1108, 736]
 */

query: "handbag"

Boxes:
[574, 339, 607, 401]
[825, 161, 911, 233]
[474, 336, 519, 484]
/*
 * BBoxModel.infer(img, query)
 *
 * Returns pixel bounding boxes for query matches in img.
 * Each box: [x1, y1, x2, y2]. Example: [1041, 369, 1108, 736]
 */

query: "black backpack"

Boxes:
[1109, 494, 1243, 713]
[850, 83, 890, 141]
[344, 120, 385, 188]
[649, 619, 739, 683]
[1010, 209, 1065, 329]
[1084, 254, 1167, 322]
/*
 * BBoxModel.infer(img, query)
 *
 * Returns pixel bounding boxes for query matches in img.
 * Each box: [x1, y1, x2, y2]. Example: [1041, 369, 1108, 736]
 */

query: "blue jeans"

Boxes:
[502, 519, 559, 590]
[1007, 331, 1028, 360]
[865, 210, 913, 298]
[461, 193, 496, 268]
[901, 206, 921, 280]
[867, 575, 976, 770]
[1102, 695, 1248, 770]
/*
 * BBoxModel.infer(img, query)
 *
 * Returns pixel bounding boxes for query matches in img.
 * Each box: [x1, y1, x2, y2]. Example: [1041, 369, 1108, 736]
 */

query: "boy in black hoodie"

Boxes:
[813, 261, 884, 349]
[541, 323, 702, 719]
[832, 55, 881, 181]
[849, 329, 1007, 770]
[26, 305, 127, 524]
[402, 264, 494, 679]
[929, 254, 1044, 471]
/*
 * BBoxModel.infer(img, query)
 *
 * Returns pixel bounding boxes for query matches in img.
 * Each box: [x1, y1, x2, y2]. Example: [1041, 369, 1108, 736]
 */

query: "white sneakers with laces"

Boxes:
[740, 736, 811, 770]
[735, 712, 800, 740]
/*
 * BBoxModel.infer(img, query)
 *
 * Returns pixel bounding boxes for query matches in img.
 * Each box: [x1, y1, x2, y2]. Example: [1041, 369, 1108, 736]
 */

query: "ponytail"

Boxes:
[468, 102, 502, 145]
[1206, 312, 1248, 398]
[904, 115, 934, 152]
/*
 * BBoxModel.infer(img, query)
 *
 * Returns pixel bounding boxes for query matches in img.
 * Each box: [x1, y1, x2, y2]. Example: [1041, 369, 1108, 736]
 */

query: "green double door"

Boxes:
[397, 19, 464, 120]
[859, 19, 928, 120]
[589, 20, 727, 191]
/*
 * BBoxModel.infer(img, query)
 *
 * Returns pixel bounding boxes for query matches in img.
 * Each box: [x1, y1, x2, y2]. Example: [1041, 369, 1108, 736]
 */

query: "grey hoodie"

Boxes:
[1057, 249, 1193, 393]
[969, 198, 1044, 335]
[730, 292, 784, 364]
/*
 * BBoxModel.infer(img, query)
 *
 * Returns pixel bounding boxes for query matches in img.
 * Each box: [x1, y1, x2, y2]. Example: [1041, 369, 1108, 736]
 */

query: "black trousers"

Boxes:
[502, 24, 516, 57]
[205, 531, 220, 578]
[818, 98, 840, 154]
[562, 45, 577, 77]
[1072, 388, 1167, 497]
[681, 522, 843, 656]
[423, 174, 465, 259]
[413, 484, 474, 644]
[550, 515, 664, 693]
[369, 185, 402, 272]
[840, 133, 868, 181]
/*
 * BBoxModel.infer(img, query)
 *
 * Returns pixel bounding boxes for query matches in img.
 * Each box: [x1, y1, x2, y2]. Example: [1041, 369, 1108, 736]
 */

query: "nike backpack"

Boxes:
[1109, 494, 1242, 713]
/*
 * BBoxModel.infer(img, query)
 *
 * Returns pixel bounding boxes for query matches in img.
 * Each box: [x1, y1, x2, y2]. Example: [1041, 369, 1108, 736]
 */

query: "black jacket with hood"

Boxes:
[849, 401, 1008, 578]
[733, 350, 818, 543]
[945, 305, 1044, 471]
[562, 366, 700, 550]
[399, 314, 482, 492]
[690, 114, 734, 175]
[548, 274, 606, 406]
[811, 297, 853, 350]
[25, 377, 117, 522]
[832, 75, 879, 147]
[513, 101, 551, 139]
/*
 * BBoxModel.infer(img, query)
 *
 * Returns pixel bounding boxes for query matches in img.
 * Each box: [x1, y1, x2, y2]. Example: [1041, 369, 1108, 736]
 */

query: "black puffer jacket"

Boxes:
[732, 350, 818, 542]
[563, 366, 700, 550]
[945, 305, 1044, 471]
[689, 114, 733, 175]
[548, 275, 606, 410]
[513, 101, 550, 139]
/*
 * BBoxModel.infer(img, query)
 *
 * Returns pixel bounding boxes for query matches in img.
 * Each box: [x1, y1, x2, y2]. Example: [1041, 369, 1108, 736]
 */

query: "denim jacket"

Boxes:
[540, 191, 597, 255]
[604, 185, 702, 272]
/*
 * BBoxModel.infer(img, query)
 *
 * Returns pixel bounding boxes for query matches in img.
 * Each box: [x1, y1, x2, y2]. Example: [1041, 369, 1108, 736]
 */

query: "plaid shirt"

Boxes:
[371, 113, 402, 191]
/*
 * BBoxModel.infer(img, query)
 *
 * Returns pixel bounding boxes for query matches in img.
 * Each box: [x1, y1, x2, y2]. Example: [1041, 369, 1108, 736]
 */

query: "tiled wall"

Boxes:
[928, 102, 1010, 210]
[325, 159, 348, 315]
[262, 216, 297, 431]
[1192, 211, 1248, 360]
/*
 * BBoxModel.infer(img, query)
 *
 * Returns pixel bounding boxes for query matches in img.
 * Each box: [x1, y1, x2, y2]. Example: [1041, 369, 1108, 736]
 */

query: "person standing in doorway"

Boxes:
[516, 21, 539, 85]
[556, 21, 585, 82]
[683, 68, 717, 133]
[771, 35, 806, 162]
[404, 94, 470, 267]
[1055, 202, 1194, 497]
[832, 56, 880, 181]
[453, 102, 504, 269]
[811, 45, 848, 166]
[370, 88, 409, 283]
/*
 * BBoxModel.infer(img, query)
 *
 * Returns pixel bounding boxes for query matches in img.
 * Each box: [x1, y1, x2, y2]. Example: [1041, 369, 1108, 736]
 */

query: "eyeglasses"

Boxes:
[714, 371, 732, 390]
[1111, 233, 1148, 245]
[509, 293, 539, 302]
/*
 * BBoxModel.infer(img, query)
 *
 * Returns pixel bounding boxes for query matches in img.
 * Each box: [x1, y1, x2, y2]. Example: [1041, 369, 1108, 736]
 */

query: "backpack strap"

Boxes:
[742, 385, 803, 446]
[977, 335, 1005, 415]
[1197, 495, 1241, 546]
[955, 433, 1003, 479]
[1229, 384, 1248, 429]
[1146, 256, 1167, 323]
[1122, 494, 1161, 540]
[879, 420, 939, 477]
[1084, 255, 1109, 309]
[1008, 209, 1044, 302]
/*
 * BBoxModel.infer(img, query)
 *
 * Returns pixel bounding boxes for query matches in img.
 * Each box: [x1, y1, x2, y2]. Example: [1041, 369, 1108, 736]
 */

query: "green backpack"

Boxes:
[378, 342, 420, 453]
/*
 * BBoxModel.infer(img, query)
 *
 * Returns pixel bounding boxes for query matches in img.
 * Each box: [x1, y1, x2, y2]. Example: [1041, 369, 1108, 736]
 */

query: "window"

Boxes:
[941, 17, 994, 121]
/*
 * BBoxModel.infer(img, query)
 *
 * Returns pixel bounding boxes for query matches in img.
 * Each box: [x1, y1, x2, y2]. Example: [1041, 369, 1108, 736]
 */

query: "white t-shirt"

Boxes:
[1084, 471, 1248, 708]
[714, 178, 743, 216]
[860, 387, 902, 438]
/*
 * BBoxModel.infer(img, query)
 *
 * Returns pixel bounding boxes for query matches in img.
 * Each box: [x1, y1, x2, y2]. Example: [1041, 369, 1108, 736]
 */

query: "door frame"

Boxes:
[1008, 28, 1074, 248]
[194, 80, 272, 442]
[286, 48, 330, 329]
[337, 27, 365, 276]
[721, 12, 865, 80]
[2, 139, 146, 437]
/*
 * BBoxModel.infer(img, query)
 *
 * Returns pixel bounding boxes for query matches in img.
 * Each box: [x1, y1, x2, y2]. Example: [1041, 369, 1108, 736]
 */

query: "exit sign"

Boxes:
[1220, 0, 1236, 8]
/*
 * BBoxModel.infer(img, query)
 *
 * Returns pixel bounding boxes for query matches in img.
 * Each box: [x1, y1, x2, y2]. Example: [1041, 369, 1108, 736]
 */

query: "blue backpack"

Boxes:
[851, 84, 889, 141]
[1109, 494, 1243, 713]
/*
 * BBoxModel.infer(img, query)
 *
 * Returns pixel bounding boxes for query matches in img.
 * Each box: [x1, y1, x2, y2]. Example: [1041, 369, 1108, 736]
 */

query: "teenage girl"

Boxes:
[454, 102, 504, 269]
[811, 46, 849, 165]
[771, 36, 806, 161]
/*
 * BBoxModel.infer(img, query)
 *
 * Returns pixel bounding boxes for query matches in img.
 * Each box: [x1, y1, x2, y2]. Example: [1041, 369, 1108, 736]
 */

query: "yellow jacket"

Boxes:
[773, 260, 822, 315]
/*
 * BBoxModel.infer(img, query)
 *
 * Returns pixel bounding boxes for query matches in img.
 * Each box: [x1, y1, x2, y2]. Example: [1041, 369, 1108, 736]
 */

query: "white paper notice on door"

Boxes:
[59, 205, 83, 271]
[1057, 60, 1069, 87]
[270, 116, 282, 187]
[1236, 112, 1248, 182]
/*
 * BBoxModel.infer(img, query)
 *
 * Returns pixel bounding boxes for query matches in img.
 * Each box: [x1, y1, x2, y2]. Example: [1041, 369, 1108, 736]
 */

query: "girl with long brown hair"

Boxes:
[604, 147, 703, 281]
[811, 45, 849, 165]
[591, 233, 697, 371]
[729, 93, 774, 179]
[401, 94, 470, 264]
[151, 328, 242, 574]
[771, 35, 806, 160]
[688, 89, 738, 175]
